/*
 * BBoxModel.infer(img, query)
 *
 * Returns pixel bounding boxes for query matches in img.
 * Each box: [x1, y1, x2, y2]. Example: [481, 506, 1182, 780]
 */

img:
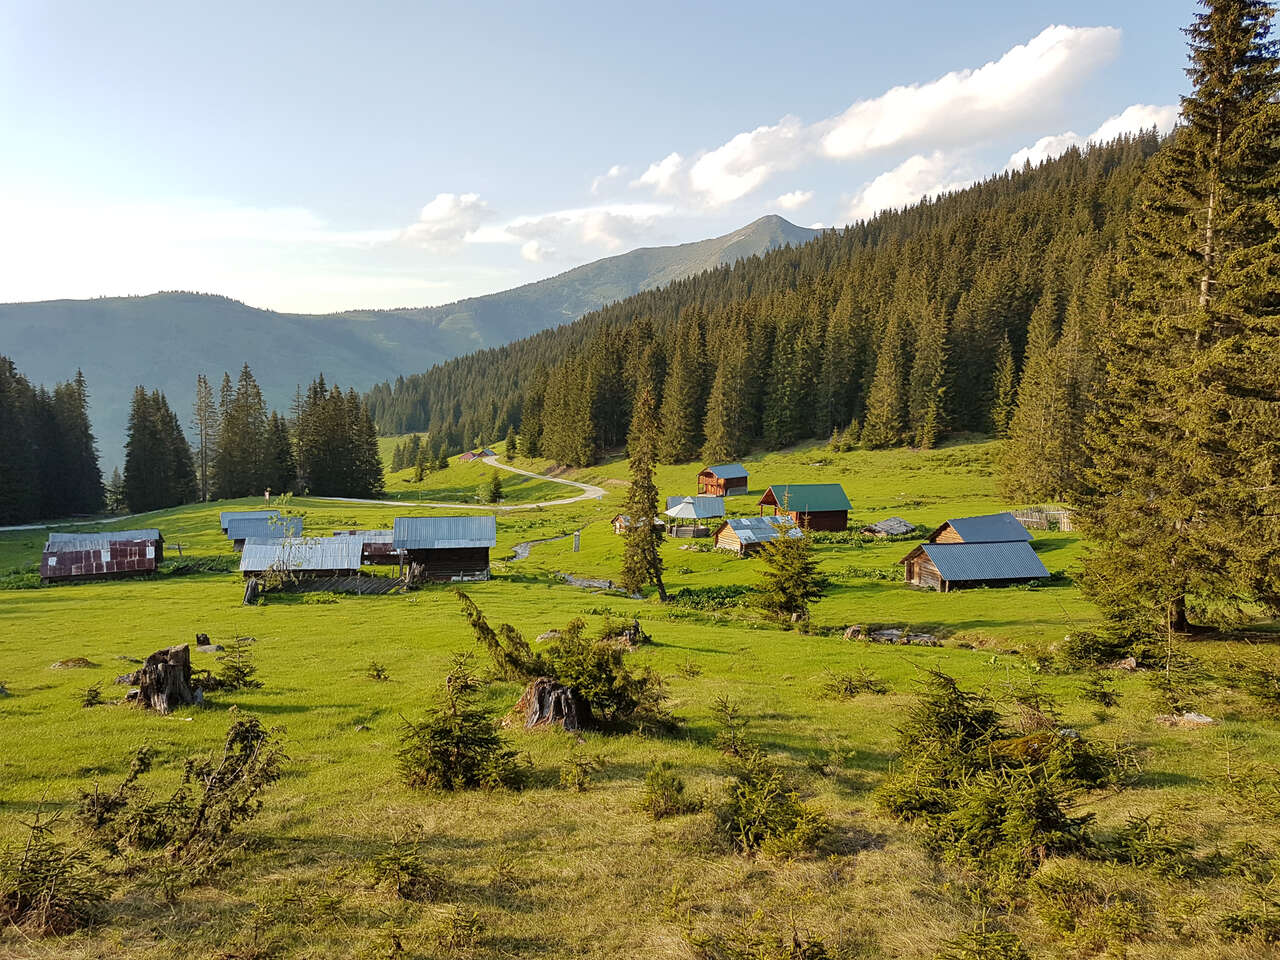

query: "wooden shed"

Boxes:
[900, 541, 1048, 592]
[713, 516, 800, 556]
[860, 517, 917, 538]
[697, 464, 749, 496]
[758, 483, 851, 532]
[41, 529, 165, 583]
[334, 529, 398, 565]
[924, 512, 1031, 544]
[393, 515, 497, 581]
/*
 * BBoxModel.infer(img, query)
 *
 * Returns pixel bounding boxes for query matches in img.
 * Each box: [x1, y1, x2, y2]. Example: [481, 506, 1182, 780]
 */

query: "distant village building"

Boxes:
[225, 515, 303, 552]
[612, 515, 666, 535]
[333, 529, 397, 564]
[41, 529, 165, 583]
[664, 495, 725, 520]
[758, 483, 851, 532]
[220, 509, 281, 534]
[860, 517, 917, 538]
[240, 536, 364, 579]
[697, 464, 749, 496]
[393, 515, 497, 581]
[900, 512, 1046, 591]
[713, 516, 800, 556]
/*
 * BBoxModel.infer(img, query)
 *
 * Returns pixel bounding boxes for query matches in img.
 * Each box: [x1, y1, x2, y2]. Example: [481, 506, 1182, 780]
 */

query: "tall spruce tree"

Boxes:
[192, 373, 218, 501]
[1000, 291, 1071, 501]
[213, 364, 269, 499]
[1082, 0, 1280, 631]
[620, 386, 667, 600]
[990, 335, 1017, 438]
[701, 325, 751, 463]
[123, 388, 196, 512]
[658, 319, 703, 463]
[860, 313, 909, 448]
[909, 308, 948, 449]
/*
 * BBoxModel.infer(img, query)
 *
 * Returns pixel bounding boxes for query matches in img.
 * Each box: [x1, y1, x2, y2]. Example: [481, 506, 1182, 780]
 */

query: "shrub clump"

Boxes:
[0, 810, 108, 935]
[637, 760, 699, 820]
[715, 749, 828, 857]
[369, 837, 448, 902]
[668, 585, 752, 610]
[397, 654, 526, 791]
[820, 667, 887, 699]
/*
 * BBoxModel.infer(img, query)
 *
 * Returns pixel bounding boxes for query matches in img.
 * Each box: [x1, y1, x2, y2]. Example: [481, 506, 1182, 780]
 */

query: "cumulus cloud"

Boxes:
[776, 190, 814, 210]
[469, 201, 674, 260]
[399, 192, 495, 251]
[590, 164, 626, 194]
[1005, 102, 1179, 169]
[631, 25, 1121, 207]
[846, 152, 976, 221]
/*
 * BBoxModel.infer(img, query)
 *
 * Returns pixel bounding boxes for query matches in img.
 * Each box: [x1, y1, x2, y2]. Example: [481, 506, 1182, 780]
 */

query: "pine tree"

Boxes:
[658, 320, 703, 463]
[701, 326, 750, 463]
[503, 425, 517, 462]
[105, 467, 125, 514]
[0, 357, 39, 524]
[213, 364, 268, 499]
[1000, 291, 1070, 501]
[755, 529, 824, 621]
[909, 308, 948, 449]
[620, 387, 667, 600]
[860, 313, 908, 448]
[486, 471, 503, 503]
[123, 388, 195, 512]
[263, 412, 297, 495]
[1082, 0, 1280, 631]
[990, 335, 1017, 438]
[192, 374, 218, 501]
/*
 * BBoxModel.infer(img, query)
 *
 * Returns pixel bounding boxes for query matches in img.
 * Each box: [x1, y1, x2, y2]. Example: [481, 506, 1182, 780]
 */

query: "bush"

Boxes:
[1079, 672, 1120, 708]
[1057, 629, 1133, 670]
[366, 660, 390, 682]
[397, 654, 526, 791]
[820, 667, 887, 699]
[370, 838, 447, 901]
[685, 918, 832, 959]
[559, 750, 603, 792]
[668, 585, 752, 610]
[638, 760, 699, 820]
[81, 681, 105, 708]
[934, 925, 1030, 960]
[715, 749, 828, 857]
[0, 810, 108, 935]
[1218, 901, 1280, 943]
[195, 637, 263, 693]
[1105, 815, 1197, 878]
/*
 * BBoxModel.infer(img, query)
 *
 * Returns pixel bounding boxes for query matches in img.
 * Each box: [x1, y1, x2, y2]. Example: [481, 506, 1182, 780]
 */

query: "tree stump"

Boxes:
[242, 578, 259, 605]
[137, 644, 200, 714]
[514, 677, 591, 731]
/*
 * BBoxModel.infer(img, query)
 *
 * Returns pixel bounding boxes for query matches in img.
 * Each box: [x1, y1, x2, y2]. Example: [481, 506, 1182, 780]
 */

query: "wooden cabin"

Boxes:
[393, 515, 496, 581]
[225, 515, 302, 552]
[697, 463, 749, 496]
[713, 516, 800, 556]
[41, 529, 165, 583]
[924, 512, 1031, 544]
[240, 536, 364, 579]
[900, 541, 1048, 592]
[758, 483, 851, 532]
[219, 509, 280, 535]
[334, 529, 397, 564]
[612, 515, 666, 536]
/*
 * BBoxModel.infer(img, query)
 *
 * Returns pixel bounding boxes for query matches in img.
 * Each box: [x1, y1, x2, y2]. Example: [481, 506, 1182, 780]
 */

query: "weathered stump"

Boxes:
[514, 677, 591, 731]
[137, 644, 199, 714]
[242, 578, 259, 605]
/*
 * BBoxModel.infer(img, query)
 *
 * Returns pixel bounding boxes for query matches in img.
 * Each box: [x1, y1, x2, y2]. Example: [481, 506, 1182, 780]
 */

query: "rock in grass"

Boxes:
[50, 657, 98, 669]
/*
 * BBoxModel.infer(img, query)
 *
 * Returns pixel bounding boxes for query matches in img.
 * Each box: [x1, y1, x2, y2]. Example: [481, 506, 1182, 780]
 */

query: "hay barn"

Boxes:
[393, 515, 496, 581]
[41, 529, 165, 582]
[899, 541, 1048, 592]
[240, 536, 364, 578]
[713, 516, 800, 556]
[924, 512, 1032, 544]
[334, 529, 397, 564]
[219, 509, 280, 534]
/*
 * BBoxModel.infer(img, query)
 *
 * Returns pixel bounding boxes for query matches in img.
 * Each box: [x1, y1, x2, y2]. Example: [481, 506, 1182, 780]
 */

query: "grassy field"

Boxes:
[2, 438, 1278, 958]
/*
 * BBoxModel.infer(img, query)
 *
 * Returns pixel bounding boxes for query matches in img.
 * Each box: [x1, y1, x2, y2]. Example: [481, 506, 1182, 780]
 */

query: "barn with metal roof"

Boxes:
[240, 537, 364, 577]
[713, 516, 801, 556]
[900, 541, 1048, 592]
[925, 512, 1031, 544]
[758, 483, 852, 531]
[697, 463, 749, 496]
[225, 515, 303, 552]
[41, 528, 165, 582]
[393, 515, 497, 581]
[334, 529, 398, 564]
[665, 495, 725, 519]
[219, 509, 280, 533]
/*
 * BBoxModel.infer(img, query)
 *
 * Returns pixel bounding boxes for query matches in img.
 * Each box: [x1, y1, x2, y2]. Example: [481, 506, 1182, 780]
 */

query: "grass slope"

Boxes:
[1, 439, 1277, 958]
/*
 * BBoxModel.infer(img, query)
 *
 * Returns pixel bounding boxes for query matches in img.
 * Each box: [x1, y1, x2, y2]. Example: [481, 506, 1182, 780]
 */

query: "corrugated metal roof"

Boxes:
[220, 509, 280, 528]
[226, 516, 303, 541]
[45, 529, 162, 550]
[665, 495, 725, 518]
[761, 483, 851, 513]
[393, 515, 497, 550]
[935, 512, 1031, 543]
[240, 536, 364, 573]
[720, 515, 802, 545]
[918, 541, 1048, 581]
[334, 529, 395, 543]
[863, 517, 917, 536]
[702, 463, 748, 480]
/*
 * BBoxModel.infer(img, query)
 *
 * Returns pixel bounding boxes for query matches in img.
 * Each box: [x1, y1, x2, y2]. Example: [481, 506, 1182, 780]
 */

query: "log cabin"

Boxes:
[697, 464, 749, 496]
[393, 515, 497, 581]
[899, 541, 1048, 592]
[758, 483, 851, 531]
[713, 516, 801, 556]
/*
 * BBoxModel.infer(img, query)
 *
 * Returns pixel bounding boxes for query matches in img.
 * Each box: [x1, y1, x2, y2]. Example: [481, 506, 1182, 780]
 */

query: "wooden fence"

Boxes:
[1013, 507, 1074, 533]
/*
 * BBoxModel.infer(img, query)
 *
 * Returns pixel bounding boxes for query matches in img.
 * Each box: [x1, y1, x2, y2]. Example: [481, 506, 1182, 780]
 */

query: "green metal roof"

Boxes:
[761, 483, 851, 513]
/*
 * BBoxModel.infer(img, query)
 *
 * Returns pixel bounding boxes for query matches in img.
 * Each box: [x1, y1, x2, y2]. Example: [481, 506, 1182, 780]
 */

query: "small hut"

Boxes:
[392, 515, 497, 581]
[713, 516, 800, 556]
[41, 529, 165, 582]
[860, 517, 917, 538]
[219, 509, 280, 534]
[333, 529, 397, 564]
[758, 483, 851, 532]
[924, 512, 1031, 544]
[899, 541, 1048, 591]
[611, 515, 666, 535]
[240, 536, 364, 579]
[225, 515, 302, 552]
[697, 464, 749, 496]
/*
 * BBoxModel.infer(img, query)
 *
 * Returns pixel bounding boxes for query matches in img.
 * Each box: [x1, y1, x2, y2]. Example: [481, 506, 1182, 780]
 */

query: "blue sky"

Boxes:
[0, 0, 1188, 312]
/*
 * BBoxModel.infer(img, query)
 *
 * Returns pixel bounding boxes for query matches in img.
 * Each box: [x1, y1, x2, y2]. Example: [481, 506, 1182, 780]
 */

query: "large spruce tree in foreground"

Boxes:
[1082, 0, 1280, 631]
[620, 387, 667, 600]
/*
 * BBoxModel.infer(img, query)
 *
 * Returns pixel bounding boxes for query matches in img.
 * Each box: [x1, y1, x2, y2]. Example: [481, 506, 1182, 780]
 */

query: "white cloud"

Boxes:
[1006, 102, 1178, 169]
[590, 164, 626, 194]
[808, 222, 825, 229]
[776, 189, 814, 210]
[469, 201, 674, 260]
[521, 239, 552, 262]
[399, 192, 495, 252]
[632, 152, 684, 195]
[630, 25, 1121, 207]
[846, 152, 976, 221]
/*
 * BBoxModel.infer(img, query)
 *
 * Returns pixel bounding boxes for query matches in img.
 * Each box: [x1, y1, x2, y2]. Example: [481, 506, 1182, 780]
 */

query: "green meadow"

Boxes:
[2, 438, 1277, 958]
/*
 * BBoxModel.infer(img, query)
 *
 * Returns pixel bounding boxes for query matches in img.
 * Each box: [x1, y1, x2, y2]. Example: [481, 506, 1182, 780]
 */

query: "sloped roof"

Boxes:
[393, 515, 497, 550]
[240, 536, 364, 573]
[760, 483, 851, 513]
[219, 509, 280, 528]
[46, 528, 162, 548]
[226, 516, 302, 541]
[862, 517, 917, 536]
[701, 463, 748, 480]
[913, 541, 1048, 582]
[930, 512, 1031, 543]
[718, 515, 801, 546]
[333, 529, 395, 543]
[665, 495, 725, 519]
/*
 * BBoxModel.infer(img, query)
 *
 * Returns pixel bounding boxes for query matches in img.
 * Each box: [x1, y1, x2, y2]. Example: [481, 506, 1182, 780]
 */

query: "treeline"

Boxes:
[123, 364, 384, 513]
[389, 434, 450, 478]
[0, 357, 104, 524]
[366, 133, 1161, 488]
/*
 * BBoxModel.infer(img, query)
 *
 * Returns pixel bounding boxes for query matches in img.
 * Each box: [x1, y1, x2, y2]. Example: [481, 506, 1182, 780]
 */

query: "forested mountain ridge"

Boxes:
[366, 133, 1163, 475]
[0, 216, 814, 463]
